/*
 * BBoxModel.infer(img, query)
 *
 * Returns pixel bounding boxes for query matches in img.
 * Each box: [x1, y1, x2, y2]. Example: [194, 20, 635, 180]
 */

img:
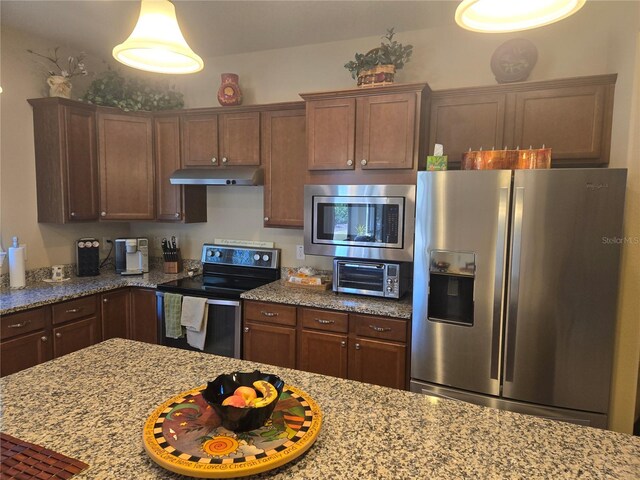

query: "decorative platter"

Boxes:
[143, 384, 322, 478]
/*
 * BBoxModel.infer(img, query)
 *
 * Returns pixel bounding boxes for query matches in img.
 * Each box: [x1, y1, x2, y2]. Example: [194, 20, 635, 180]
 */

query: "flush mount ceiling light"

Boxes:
[455, 0, 586, 33]
[113, 0, 203, 74]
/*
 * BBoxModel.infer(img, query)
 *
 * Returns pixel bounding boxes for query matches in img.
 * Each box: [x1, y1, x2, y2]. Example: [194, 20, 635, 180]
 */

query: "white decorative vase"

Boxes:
[47, 75, 72, 98]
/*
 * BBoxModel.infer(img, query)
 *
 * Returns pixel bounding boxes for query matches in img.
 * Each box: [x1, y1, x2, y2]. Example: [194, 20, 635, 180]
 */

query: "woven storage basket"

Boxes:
[357, 64, 396, 87]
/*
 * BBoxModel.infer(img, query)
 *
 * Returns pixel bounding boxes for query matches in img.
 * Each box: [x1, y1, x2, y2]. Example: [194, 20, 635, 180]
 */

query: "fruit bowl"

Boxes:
[202, 371, 285, 432]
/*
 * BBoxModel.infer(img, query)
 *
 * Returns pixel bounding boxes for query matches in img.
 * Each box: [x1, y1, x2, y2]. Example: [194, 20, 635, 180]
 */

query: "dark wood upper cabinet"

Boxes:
[301, 82, 430, 184]
[220, 112, 261, 166]
[28, 98, 99, 223]
[181, 113, 219, 167]
[428, 74, 616, 168]
[98, 110, 154, 220]
[154, 115, 206, 223]
[261, 105, 307, 228]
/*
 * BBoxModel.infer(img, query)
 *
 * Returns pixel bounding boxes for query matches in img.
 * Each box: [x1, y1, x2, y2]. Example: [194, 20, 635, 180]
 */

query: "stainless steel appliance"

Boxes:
[76, 238, 100, 277]
[304, 184, 415, 261]
[410, 169, 627, 428]
[333, 259, 410, 299]
[156, 244, 280, 358]
[115, 238, 149, 275]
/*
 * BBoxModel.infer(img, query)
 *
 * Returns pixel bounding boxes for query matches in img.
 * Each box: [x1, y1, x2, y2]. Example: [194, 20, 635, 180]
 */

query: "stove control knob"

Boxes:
[214, 251, 221, 258]
[262, 254, 270, 262]
[254, 254, 260, 261]
[207, 250, 214, 257]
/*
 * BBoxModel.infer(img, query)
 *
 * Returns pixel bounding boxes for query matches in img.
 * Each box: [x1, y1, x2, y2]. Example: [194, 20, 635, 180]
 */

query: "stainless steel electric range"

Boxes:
[156, 244, 280, 358]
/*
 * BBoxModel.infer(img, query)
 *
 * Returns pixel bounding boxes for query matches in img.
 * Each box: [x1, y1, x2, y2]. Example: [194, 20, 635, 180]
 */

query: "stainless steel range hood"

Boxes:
[170, 167, 264, 186]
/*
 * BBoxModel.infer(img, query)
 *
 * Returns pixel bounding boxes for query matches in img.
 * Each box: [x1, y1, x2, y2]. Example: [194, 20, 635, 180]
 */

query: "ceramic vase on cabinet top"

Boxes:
[47, 75, 72, 98]
[217, 73, 242, 106]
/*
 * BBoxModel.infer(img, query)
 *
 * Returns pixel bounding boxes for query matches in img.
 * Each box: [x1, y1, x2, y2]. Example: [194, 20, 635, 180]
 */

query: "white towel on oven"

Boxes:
[181, 296, 207, 330]
[181, 296, 208, 350]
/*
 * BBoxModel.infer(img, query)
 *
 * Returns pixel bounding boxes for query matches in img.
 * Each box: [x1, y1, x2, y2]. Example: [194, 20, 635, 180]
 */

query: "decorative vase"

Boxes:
[217, 73, 242, 106]
[47, 75, 72, 98]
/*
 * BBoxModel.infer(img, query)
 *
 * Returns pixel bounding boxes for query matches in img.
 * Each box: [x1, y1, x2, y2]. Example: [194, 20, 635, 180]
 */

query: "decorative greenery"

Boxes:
[27, 47, 89, 78]
[82, 69, 184, 111]
[344, 28, 413, 79]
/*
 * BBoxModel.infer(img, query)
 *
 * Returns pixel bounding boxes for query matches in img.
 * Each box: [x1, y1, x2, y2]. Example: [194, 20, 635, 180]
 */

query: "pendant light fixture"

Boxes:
[455, 0, 586, 33]
[113, 0, 203, 74]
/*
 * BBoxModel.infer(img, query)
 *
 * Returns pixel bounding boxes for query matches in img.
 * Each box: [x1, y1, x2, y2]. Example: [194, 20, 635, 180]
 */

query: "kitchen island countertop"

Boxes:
[241, 279, 412, 319]
[1, 339, 637, 479]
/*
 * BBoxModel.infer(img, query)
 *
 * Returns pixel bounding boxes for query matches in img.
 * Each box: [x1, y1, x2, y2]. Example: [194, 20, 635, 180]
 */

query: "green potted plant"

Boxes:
[344, 28, 413, 87]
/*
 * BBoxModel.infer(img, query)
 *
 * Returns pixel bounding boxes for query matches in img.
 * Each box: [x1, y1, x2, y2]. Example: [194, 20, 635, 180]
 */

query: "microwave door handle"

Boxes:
[342, 263, 384, 269]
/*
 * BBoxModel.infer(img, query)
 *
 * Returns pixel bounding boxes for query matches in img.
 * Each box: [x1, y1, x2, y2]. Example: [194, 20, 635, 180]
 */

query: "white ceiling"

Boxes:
[1, 1, 457, 59]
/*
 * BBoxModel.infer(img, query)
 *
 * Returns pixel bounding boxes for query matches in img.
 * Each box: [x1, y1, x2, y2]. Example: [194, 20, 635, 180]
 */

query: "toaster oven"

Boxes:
[333, 259, 411, 299]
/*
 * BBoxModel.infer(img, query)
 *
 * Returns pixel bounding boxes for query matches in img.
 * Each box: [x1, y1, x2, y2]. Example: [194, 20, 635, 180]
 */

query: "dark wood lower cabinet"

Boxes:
[0, 331, 52, 376]
[349, 337, 407, 390]
[101, 289, 131, 340]
[130, 288, 158, 344]
[299, 330, 348, 378]
[52, 317, 100, 358]
[243, 322, 296, 369]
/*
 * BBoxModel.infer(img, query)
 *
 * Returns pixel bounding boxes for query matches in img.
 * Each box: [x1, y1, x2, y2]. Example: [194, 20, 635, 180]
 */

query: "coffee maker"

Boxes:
[115, 238, 149, 275]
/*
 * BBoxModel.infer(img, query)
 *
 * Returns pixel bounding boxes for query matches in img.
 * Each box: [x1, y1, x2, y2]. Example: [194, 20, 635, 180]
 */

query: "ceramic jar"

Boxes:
[217, 73, 242, 106]
[47, 75, 72, 98]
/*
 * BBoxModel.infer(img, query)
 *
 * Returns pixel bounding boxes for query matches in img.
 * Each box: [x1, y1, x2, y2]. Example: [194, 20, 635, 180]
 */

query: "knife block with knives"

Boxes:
[162, 237, 182, 274]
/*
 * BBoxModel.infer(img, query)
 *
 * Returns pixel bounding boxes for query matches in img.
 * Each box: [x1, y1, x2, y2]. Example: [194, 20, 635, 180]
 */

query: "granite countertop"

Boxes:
[0, 269, 190, 315]
[0, 339, 638, 479]
[241, 279, 412, 320]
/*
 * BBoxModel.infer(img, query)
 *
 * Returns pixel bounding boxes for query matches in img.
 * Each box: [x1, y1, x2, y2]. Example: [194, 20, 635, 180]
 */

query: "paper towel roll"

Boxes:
[9, 246, 26, 289]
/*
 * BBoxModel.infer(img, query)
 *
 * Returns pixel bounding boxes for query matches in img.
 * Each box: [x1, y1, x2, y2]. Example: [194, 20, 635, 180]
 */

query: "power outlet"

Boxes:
[102, 237, 112, 251]
[296, 245, 305, 260]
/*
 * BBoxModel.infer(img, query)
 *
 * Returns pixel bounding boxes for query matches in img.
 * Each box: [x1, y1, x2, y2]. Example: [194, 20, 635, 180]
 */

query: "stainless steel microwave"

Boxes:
[304, 184, 415, 261]
[333, 259, 410, 299]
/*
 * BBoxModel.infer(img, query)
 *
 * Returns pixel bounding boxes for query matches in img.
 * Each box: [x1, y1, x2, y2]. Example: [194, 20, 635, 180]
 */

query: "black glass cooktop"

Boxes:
[157, 273, 277, 299]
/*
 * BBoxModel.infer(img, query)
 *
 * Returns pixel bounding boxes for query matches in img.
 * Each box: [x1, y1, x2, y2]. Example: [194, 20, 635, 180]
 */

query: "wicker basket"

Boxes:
[357, 64, 396, 88]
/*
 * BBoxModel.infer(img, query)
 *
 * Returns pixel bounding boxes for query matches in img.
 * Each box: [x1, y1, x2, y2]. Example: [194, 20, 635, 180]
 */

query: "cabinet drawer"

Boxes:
[1, 308, 47, 340]
[244, 301, 296, 327]
[352, 314, 407, 342]
[300, 308, 348, 333]
[52, 296, 97, 325]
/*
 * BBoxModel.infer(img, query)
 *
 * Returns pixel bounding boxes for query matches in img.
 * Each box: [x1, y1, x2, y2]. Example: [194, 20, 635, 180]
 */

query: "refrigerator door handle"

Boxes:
[490, 187, 510, 381]
[504, 186, 525, 382]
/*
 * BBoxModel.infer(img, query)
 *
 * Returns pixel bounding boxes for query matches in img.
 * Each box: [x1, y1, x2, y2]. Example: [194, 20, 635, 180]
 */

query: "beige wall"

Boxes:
[1, 2, 638, 432]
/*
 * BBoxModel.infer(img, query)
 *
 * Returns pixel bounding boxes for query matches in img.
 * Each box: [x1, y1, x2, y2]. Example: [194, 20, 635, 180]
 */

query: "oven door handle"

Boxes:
[156, 292, 240, 308]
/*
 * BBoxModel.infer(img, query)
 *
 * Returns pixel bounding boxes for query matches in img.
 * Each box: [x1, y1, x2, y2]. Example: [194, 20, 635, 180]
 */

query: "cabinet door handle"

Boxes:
[369, 325, 391, 333]
[8, 320, 30, 328]
[355, 343, 361, 350]
[243, 327, 250, 333]
[56, 332, 62, 338]
[347, 159, 353, 166]
[70, 212, 76, 217]
[315, 318, 335, 325]
[340, 341, 346, 348]
[174, 213, 180, 218]
[222, 157, 228, 164]
[361, 159, 367, 166]
[264, 217, 269, 222]
[65, 308, 82, 314]
[103, 298, 108, 303]
[260, 311, 278, 317]
[41, 336, 48, 342]
[101, 211, 106, 217]
[211, 157, 218, 164]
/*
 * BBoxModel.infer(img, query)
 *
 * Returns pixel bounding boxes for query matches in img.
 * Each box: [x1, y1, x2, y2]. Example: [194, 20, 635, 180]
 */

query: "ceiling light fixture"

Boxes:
[455, 0, 586, 33]
[113, 0, 203, 74]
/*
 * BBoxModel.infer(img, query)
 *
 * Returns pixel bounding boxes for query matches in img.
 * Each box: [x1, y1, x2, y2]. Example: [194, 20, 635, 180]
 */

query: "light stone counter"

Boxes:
[0, 269, 191, 315]
[0, 339, 638, 479]
[241, 279, 412, 320]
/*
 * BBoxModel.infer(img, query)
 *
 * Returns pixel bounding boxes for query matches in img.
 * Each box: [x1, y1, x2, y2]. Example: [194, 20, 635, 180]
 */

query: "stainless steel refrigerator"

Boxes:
[410, 169, 627, 428]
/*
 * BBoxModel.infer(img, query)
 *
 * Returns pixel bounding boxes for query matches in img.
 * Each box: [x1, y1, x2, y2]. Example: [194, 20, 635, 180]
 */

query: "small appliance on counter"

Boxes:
[115, 238, 149, 275]
[333, 258, 410, 299]
[76, 238, 100, 276]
